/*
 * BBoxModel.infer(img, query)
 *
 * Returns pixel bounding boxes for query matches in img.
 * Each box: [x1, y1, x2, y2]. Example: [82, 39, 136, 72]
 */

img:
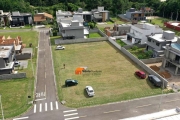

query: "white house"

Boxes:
[91, 6, 109, 22]
[126, 23, 163, 44]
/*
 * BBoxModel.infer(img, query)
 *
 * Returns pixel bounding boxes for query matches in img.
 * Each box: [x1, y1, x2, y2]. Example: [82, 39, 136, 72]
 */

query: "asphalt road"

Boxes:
[13, 28, 180, 120]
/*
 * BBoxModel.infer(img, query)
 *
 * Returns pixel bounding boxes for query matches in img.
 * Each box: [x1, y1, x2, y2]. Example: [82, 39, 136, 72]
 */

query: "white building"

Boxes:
[92, 6, 109, 22]
[56, 10, 72, 23]
[126, 23, 163, 44]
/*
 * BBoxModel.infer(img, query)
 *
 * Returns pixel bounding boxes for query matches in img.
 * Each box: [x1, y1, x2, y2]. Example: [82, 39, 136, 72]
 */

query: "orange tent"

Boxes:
[75, 67, 84, 75]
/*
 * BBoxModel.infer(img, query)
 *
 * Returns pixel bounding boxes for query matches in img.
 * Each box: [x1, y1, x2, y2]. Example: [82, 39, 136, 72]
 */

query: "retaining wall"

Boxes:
[16, 53, 31, 60]
[108, 37, 168, 87]
[0, 73, 26, 80]
[141, 57, 163, 64]
[55, 37, 108, 45]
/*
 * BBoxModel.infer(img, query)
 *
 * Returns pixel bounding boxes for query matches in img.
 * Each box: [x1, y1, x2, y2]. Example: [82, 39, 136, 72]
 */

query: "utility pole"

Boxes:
[176, 9, 179, 21]
[0, 95, 4, 120]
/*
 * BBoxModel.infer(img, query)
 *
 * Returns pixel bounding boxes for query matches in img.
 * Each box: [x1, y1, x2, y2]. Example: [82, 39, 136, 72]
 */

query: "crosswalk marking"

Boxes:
[34, 104, 36, 113]
[33, 101, 60, 113]
[56, 101, 58, 110]
[45, 103, 47, 111]
[50, 102, 53, 110]
[64, 117, 79, 120]
[63, 109, 77, 113]
[64, 113, 78, 117]
[39, 103, 42, 112]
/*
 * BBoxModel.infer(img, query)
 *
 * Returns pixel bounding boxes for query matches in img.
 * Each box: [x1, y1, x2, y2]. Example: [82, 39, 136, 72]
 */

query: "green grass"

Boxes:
[89, 33, 102, 38]
[0, 31, 38, 118]
[52, 41, 162, 108]
[50, 36, 61, 45]
[116, 39, 127, 47]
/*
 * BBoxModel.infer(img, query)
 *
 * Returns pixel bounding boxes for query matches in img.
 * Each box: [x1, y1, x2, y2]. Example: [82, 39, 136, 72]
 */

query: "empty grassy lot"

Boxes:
[0, 31, 38, 118]
[52, 41, 162, 108]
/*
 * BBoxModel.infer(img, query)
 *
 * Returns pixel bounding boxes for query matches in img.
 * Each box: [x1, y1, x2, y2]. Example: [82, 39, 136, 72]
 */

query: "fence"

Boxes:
[141, 57, 163, 64]
[108, 37, 168, 88]
[0, 73, 26, 80]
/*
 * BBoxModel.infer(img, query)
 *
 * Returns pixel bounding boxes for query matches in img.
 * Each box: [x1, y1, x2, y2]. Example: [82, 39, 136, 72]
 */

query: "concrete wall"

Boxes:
[123, 44, 146, 50]
[108, 37, 168, 88]
[141, 57, 163, 64]
[0, 73, 26, 80]
[15, 53, 31, 60]
[56, 37, 108, 45]
[65, 28, 84, 39]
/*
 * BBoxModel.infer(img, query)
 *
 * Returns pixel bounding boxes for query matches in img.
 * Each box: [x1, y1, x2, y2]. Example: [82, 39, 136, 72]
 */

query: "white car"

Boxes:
[85, 86, 95, 97]
[14, 61, 21, 67]
[56, 45, 65, 50]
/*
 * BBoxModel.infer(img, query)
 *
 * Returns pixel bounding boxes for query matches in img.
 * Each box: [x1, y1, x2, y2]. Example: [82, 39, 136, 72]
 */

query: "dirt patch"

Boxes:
[150, 65, 160, 72]
[158, 71, 171, 79]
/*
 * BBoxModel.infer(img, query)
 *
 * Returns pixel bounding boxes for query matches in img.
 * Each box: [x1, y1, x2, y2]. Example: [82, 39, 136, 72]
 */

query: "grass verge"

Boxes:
[116, 39, 127, 47]
[89, 33, 102, 38]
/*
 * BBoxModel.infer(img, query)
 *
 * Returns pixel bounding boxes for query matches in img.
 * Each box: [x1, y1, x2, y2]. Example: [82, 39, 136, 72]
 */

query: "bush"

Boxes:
[131, 46, 138, 50]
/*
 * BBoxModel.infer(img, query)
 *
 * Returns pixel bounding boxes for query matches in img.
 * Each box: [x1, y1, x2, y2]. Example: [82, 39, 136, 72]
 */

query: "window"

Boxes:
[156, 42, 160, 46]
[148, 38, 151, 42]
[99, 14, 102, 16]
[139, 14, 141, 17]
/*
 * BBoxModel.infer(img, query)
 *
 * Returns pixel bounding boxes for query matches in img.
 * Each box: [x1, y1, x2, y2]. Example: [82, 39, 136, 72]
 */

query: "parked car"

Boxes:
[14, 61, 21, 67]
[65, 79, 78, 87]
[148, 75, 162, 87]
[135, 70, 146, 79]
[85, 86, 95, 97]
[56, 45, 65, 50]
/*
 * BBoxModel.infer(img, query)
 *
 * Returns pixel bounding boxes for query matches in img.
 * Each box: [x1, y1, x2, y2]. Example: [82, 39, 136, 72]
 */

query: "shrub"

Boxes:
[131, 46, 138, 51]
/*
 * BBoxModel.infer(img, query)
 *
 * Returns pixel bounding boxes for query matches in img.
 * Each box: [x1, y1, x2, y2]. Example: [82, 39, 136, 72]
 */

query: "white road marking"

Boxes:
[104, 110, 121, 114]
[45, 103, 47, 111]
[51, 102, 53, 110]
[35, 98, 46, 101]
[165, 99, 180, 103]
[136, 104, 152, 108]
[34, 104, 36, 113]
[63, 109, 77, 113]
[64, 117, 79, 120]
[56, 101, 58, 110]
[44, 72, 46, 78]
[64, 113, 78, 117]
[39, 103, 42, 112]
[45, 85, 46, 97]
[13, 116, 29, 120]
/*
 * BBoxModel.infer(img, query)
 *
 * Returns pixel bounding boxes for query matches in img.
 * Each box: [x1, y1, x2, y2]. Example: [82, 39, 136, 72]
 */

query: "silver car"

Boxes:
[85, 86, 95, 97]
[56, 45, 65, 50]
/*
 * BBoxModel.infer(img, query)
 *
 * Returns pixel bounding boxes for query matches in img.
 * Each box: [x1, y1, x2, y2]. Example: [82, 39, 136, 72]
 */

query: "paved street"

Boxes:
[13, 28, 180, 120]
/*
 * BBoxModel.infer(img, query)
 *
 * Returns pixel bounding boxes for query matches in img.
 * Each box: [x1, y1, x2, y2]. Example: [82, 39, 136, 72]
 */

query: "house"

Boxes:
[105, 24, 131, 37]
[146, 31, 178, 57]
[91, 6, 109, 22]
[58, 19, 89, 39]
[0, 46, 15, 75]
[0, 10, 11, 27]
[0, 36, 23, 54]
[73, 8, 92, 22]
[10, 11, 33, 27]
[126, 22, 163, 44]
[56, 10, 72, 23]
[34, 12, 53, 24]
[162, 37, 180, 75]
[119, 8, 146, 23]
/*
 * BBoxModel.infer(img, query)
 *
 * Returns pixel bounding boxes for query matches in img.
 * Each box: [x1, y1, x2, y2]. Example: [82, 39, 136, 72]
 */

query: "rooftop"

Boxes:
[148, 33, 178, 42]
[74, 11, 92, 15]
[56, 10, 72, 16]
[0, 46, 13, 58]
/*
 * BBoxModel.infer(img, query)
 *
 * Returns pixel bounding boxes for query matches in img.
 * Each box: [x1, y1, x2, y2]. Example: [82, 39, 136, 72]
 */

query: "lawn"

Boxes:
[116, 39, 127, 47]
[52, 41, 163, 108]
[89, 33, 102, 38]
[0, 31, 38, 118]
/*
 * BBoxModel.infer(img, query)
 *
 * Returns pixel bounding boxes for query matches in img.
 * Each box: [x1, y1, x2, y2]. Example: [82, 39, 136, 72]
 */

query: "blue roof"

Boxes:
[171, 43, 180, 51]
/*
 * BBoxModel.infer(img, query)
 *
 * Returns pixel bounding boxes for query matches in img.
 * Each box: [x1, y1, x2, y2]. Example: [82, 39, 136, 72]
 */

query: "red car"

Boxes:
[135, 71, 146, 79]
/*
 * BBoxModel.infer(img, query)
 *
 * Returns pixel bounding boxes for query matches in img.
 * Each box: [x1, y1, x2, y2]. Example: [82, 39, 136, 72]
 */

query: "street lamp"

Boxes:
[158, 74, 165, 111]
[0, 95, 4, 120]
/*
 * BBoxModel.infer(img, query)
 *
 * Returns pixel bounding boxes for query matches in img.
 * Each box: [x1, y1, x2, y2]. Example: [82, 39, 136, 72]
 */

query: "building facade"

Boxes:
[162, 38, 180, 75]
[126, 23, 163, 44]
[10, 11, 33, 27]
[0, 10, 11, 27]
[0, 46, 15, 75]
[92, 7, 109, 22]
[146, 31, 178, 57]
